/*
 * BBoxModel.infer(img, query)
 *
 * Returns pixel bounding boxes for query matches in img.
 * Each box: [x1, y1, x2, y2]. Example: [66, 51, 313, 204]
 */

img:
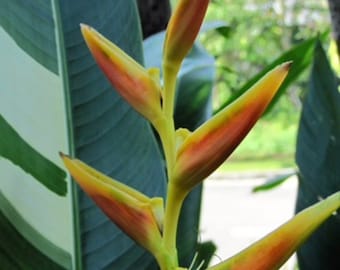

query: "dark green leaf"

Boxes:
[0, 114, 67, 196]
[0, 0, 58, 73]
[1, 0, 166, 269]
[0, 192, 71, 269]
[252, 170, 296, 193]
[214, 35, 319, 115]
[295, 41, 340, 270]
[58, 1, 166, 269]
[190, 241, 217, 270]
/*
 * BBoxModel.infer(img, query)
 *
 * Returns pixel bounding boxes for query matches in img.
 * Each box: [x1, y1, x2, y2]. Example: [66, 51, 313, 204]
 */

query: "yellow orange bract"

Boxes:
[173, 62, 292, 193]
[60, 153, 163, 254]
[81, 24, 163, 126]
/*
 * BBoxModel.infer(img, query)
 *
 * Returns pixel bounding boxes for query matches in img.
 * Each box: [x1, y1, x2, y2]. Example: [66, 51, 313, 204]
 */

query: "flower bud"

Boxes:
[163, 0, 209, 73]
[81, 24, 162, 125]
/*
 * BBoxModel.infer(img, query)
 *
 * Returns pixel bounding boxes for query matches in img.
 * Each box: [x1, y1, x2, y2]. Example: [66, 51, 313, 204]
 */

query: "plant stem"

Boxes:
[152, 61, 186, 269]
[163, 182, 186, 257]
[163, 62, 179, 120]
[153, 116, 176, 183]
[153, 244, 179, 270]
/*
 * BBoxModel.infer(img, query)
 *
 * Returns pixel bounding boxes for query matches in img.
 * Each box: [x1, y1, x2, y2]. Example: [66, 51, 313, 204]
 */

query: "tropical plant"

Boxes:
[60, 1, 340, 269]
[1, 1, 339, 270]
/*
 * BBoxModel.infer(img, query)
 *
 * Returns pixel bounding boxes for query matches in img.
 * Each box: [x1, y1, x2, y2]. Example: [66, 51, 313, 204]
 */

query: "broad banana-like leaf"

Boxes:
[144, 31, 215, 266]
[0, 1, 166, 269]
[295, 41, 340, 269]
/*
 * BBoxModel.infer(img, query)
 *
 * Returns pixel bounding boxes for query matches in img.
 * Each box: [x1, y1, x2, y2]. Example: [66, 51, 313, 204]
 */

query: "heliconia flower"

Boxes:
[173, 62, 292, 193]
[208, 191, 340, 270]
[59, 153, 164, 254]
[80, 24, 163, 126]
[163, 0, 209, 73]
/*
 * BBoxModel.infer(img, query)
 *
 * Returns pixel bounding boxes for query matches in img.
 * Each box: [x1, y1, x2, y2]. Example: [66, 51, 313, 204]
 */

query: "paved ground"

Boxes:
[200, 172, 298, 269]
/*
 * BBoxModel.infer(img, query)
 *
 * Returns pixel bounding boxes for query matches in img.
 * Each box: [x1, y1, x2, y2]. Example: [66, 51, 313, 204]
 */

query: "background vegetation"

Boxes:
[197, 0, 331, 171]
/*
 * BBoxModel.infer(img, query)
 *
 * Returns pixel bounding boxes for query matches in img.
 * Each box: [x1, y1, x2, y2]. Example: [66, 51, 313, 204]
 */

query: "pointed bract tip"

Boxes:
[283, 61, 293, 70]
[80, 23, 86, 32]
[80, 24, 92, 36]
[59, 152, 71, 159]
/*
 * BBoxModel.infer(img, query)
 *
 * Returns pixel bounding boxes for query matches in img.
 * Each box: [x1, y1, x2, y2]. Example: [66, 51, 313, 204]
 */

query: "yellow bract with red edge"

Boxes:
[173, 62, 292, 194]
[60, 153, 164, 255]
[81, 24, 163, 126]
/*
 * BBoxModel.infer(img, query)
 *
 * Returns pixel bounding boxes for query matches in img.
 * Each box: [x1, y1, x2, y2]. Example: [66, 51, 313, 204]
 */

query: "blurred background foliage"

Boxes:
[192, 0, 331, 170]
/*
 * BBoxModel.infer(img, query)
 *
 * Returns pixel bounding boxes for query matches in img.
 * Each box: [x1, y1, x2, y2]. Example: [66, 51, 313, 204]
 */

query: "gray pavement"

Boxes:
[200, 172, 298, 269]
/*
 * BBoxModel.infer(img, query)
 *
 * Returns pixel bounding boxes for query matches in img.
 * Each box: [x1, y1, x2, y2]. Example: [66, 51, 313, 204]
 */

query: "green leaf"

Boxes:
[0, 0, 58, 73]
[1, 0, 75, 268]
[0, 114, 67, 196]
[295, 40, 340, 270]
[57, 1, 166, 269]
[252, 170, 296, 193]
[0, 192, 71, 270]
[190, 241, 217, 270]
[214, 35, 319, 115]
[1, 0, 166, 269]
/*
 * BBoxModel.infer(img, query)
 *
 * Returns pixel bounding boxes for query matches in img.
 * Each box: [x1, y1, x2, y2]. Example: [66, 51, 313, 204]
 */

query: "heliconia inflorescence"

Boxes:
[59, 1, 340, 269]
